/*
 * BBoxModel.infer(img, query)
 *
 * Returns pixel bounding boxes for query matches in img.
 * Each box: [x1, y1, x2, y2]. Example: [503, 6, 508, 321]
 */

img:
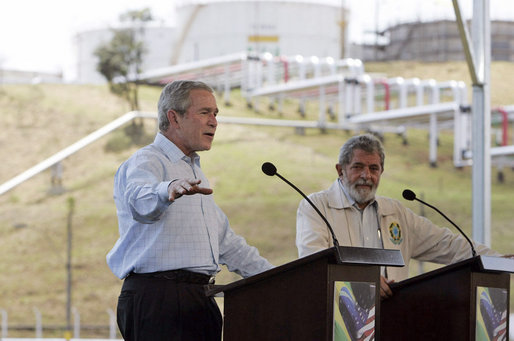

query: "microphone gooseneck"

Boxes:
[402, 188, 477, 257]
[262, 162, 343, 262]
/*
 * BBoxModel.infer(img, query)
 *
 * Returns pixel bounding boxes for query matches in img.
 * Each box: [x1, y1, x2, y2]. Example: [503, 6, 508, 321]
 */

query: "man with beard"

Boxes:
[295, 133, 501, 299]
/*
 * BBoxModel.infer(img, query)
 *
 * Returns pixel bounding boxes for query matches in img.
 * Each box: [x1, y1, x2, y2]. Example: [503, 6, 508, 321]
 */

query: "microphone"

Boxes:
[402, 189, 477, 257]
[261, 162, 343, 262]
[261, 162, 278, 176]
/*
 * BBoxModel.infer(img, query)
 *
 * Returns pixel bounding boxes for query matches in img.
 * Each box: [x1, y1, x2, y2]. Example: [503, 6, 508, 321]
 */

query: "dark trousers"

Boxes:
[116, 270, 222, 341]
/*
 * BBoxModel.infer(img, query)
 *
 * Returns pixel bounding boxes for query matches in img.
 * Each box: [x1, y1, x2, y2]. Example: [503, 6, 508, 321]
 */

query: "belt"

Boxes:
[128, 269, 215, 285]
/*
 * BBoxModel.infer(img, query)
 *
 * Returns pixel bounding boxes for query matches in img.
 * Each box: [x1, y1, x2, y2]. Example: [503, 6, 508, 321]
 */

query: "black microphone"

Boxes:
[261, 162, 278, 176]
[402, 189, 477, 257]
[261, 162, 343, 262]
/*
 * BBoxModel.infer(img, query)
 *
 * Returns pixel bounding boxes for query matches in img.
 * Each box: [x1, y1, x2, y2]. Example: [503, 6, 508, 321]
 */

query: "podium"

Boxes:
[207, 246, 404, 340]
[380, 255, 514, 340]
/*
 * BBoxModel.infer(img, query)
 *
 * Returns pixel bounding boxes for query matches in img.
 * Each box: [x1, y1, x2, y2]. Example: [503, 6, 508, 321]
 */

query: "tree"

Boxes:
[94, 8, 153, 111]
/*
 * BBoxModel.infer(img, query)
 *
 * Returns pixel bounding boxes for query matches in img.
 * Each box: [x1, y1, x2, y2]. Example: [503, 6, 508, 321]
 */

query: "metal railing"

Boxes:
[0, 111, 156, 196]
[0, 307, 120, 340]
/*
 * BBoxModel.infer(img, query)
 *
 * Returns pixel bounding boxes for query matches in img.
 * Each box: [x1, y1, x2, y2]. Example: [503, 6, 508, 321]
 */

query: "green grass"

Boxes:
[0, 62, 513, 338]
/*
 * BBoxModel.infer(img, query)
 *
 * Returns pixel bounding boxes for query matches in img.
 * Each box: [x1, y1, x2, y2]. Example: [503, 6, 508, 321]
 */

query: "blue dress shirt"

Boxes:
[107, 133, 273, 279]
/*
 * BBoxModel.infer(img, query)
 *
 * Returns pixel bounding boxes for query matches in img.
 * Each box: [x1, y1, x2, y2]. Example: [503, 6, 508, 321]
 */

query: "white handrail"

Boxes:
[0, 111, 156, 196]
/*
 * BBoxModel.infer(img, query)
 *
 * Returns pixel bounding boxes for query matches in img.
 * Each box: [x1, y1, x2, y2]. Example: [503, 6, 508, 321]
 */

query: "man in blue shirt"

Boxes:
[107, 80, 273, 340]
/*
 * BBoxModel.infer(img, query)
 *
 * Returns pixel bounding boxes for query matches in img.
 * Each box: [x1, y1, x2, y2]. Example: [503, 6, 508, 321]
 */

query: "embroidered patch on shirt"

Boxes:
[388, 222, 403, 245]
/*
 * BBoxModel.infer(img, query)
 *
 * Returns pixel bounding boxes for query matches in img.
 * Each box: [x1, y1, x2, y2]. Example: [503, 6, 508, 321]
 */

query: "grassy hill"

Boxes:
[0, 62, 513, 338]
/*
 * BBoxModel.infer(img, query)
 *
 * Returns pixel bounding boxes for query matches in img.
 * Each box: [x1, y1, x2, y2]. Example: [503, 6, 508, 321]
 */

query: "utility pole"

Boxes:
[340, 0, 347, 59]
[452, 0, 491, 246]
[470, 0, 491, 246]
[375, 0, 380, 61]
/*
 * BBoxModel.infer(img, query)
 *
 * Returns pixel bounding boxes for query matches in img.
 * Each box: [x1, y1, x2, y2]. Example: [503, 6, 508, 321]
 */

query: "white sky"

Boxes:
[0, 0, 513, 73]
[0, 0, 176, 72]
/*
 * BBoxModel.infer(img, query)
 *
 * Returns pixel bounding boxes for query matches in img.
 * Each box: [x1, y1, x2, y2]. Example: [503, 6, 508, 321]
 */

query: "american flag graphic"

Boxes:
[479, 288, 507, 341]
[338, 282, 376, 341]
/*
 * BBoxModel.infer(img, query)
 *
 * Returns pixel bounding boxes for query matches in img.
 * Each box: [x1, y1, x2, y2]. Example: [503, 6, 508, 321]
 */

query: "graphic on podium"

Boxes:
[333, 281, 376, 341]
[475, 286, 508, 341]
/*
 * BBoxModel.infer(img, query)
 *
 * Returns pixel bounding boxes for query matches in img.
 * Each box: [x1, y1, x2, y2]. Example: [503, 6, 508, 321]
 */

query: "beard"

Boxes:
[342, 177, 378, 206]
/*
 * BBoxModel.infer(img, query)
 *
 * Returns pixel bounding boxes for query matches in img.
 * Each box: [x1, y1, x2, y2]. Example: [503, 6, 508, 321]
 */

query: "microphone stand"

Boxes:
[263, 163, 344, 264]
[403, 189, 477, 257]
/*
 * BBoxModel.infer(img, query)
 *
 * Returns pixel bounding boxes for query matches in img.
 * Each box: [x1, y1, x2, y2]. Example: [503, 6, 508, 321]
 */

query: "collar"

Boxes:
[154, 133, 200, 165]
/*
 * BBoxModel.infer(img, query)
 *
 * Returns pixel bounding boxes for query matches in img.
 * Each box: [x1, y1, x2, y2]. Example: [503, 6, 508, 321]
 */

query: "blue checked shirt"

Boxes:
[107, 133, 273, 279]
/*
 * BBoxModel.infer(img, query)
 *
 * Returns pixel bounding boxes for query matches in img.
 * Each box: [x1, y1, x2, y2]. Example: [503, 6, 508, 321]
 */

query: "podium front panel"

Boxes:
[222, 257, 381, 341]
[380, 259, 511, 341]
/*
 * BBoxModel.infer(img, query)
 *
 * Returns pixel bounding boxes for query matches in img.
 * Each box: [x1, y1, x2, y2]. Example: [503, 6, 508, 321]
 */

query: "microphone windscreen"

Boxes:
[261, 162, 277, 176]
[402, 189, 416, 201]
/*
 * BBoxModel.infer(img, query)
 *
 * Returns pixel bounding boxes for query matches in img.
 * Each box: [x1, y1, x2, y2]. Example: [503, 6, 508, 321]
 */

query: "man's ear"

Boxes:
[167, 110, 180, 128]
[335, 164, 343, 177]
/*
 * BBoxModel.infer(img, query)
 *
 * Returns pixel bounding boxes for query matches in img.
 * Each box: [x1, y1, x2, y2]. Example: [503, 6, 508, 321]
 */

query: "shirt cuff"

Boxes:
[158, 181, 174, 203]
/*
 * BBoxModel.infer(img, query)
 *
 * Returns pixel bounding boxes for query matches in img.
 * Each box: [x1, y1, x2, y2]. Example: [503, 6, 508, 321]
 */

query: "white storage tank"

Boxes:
[72, 24, 176, 84]
[174, 0, 344, 64]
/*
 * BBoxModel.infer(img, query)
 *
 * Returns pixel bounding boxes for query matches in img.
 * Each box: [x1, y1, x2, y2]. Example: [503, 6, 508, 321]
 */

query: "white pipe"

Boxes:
[73, 307, 80, 339]
[429, 80, 440, 166]
[361, 74, 374, 114]
[223, 63, 231, 105]
[319, 85, 327, 128]
[107, 308, 117, 339]
[1, 308, 7, 339]
[398, 78, 407, 108]
[344, 78, 353, 118]
[354, 78, 362, 115]
[33, 307, 42, 338]
[338, 77, 346, 124]
[264, 52, 274, 85]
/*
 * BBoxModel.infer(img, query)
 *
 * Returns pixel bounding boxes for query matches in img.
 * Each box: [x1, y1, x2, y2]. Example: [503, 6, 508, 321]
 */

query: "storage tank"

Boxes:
[173, 0, 344, 64]
[72, 24, 176, 84]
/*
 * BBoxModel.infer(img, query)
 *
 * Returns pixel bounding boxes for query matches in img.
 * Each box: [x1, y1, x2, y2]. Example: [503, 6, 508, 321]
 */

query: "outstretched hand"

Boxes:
[168, 178, 213, 202]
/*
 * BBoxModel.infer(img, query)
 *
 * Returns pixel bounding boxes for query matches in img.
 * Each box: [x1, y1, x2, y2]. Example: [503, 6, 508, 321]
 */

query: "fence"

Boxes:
[0, 307, 119, 340]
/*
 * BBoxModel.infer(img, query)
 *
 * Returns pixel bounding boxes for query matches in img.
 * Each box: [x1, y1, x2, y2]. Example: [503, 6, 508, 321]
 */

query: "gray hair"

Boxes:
[157, 80, 214, 132]
[338, 134, 385, 170]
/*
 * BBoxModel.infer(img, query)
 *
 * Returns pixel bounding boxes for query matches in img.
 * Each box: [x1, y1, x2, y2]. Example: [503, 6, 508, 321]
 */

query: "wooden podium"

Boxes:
[207, 246, 404, 340]
[380, 255, 514, 340]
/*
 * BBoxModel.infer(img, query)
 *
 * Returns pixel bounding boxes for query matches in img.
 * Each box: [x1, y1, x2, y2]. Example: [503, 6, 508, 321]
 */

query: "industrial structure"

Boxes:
[173, 0, 343, 64]
[361, 19, 514, 62]
[71, 0, 345, 84]
[69, 1, 514, 83]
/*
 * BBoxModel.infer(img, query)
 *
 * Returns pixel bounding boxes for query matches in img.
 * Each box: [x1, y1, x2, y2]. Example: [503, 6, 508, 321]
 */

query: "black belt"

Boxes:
[128, 269, 215, 285]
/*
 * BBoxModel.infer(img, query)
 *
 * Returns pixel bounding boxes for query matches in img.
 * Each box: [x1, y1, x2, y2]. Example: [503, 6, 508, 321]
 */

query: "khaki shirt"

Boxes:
[296, 180, 500, 281]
